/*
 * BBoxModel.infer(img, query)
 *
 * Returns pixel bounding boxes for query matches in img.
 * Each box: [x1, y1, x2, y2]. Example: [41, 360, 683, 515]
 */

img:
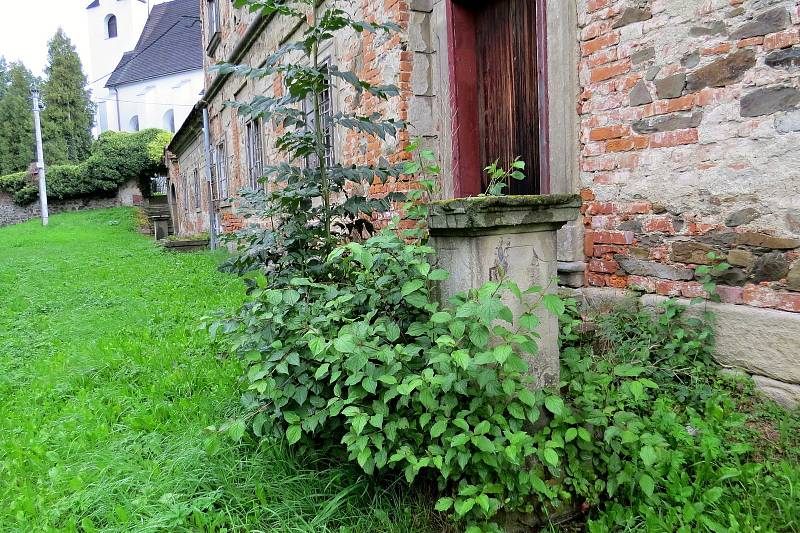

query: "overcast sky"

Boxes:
[0, 0, 168, 78]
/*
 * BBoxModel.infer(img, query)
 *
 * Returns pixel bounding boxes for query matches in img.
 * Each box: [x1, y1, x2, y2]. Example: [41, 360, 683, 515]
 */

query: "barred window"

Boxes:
[193, 168, 201, 209]
[245, 119, 264, 189]
[303, 64, 335, 168]
[215, 141, 229, 199]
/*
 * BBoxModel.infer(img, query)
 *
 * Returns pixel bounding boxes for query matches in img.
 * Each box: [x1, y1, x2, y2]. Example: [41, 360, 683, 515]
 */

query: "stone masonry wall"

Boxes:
[578, 0, 800, 315]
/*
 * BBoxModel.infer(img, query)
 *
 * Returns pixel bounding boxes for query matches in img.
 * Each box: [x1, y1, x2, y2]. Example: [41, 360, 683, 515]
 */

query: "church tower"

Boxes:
[85, 0, 151, 132]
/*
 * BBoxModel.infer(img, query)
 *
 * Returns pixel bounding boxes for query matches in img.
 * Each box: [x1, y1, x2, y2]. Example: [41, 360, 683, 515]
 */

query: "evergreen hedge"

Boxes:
[0, 128, 172, 206]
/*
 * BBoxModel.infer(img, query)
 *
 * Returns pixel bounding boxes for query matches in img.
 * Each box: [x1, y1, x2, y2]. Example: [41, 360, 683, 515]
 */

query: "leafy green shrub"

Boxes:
[0, 129, 171, 205]
[211, 229, 572, 529]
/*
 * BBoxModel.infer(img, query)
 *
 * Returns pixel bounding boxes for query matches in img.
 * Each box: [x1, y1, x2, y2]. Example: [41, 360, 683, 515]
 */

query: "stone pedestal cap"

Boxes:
[428, 194, 582, 235]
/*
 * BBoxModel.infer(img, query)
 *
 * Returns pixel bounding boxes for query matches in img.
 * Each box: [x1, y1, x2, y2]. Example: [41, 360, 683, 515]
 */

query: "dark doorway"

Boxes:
[447, 0, 548, 197]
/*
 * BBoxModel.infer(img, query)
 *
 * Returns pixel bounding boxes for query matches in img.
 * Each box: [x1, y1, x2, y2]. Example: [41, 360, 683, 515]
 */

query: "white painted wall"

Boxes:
[85, 0, 177, 135]
[109, 69, 203, 133]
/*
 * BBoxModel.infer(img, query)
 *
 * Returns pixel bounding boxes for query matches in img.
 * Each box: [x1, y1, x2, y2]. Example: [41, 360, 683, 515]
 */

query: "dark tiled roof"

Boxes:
[87, 0, 146, 8]
[105, 0, 202, 87]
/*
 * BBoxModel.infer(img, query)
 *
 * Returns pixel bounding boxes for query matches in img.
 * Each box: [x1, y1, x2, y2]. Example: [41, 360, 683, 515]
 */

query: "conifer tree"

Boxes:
[41, 29, 95, 165]
[0, 63, 35, 174]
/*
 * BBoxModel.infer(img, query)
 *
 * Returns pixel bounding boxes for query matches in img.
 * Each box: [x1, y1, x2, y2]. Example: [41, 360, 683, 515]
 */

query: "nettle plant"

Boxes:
[216, 0, 407, 280]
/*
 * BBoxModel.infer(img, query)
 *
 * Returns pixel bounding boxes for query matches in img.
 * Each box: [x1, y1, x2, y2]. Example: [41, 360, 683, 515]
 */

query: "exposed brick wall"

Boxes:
[578, 0, 800, 313]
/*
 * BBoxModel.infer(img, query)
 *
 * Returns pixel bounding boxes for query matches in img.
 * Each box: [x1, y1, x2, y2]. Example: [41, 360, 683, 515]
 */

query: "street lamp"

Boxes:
[31, 85, 49, 225]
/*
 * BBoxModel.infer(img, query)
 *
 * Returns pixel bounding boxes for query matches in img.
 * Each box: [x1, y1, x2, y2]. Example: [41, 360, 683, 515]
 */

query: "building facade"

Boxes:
[86, 0, 204, 134]
[167, 0, 800, 404]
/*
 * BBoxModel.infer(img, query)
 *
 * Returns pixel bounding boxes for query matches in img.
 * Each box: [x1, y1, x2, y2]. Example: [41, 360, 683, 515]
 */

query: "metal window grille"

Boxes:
[183, 173, 189, 212]
[246, 119, 264, 189]
[215, 141, 229, 199]
[193, 169, 201, 209]
[207, 0, 221, 36]
[303, 68, 335, 169]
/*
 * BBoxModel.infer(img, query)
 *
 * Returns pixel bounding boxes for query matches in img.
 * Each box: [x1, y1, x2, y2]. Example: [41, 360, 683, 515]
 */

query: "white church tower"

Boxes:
[85, 0, 151, 133]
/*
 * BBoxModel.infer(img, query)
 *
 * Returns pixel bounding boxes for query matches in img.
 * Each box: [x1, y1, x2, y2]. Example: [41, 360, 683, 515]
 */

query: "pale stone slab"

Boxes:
[752, 375, 800, 410]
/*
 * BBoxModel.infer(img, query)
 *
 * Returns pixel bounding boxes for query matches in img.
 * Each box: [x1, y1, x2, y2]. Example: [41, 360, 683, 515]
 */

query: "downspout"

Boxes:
[202, 105, 218, 250]
[113, 87, 121, 131]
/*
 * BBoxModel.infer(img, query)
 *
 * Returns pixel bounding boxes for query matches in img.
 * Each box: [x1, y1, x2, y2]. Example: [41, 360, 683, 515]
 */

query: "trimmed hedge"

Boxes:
[0, 129, 172, 206]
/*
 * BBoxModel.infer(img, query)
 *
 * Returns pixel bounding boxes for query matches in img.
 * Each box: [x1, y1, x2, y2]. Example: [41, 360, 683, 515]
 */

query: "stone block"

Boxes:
[685, 49, 756, 91]
[631, 47, 655, 65]
[655, 73, 686, 100]
[689, 21, 727, 37]
[735, 232, 800, 249]
[765, 46, 800, 69]
[633, 112, 703, 134]
[408, 95, 437, 136]
[727, 249, 755, 268]
[681, 52, 700, 68]
[787, 264, 800, 291]
[751, 252, 790, 283]
[671, 241, 716, 264]
[730, 7, 790, 40]
[614, 255, 695, 280]
[411, 53, 433, 96]
[775, 110, 800, 133]
[629, 81, 653, 106]
[740, 86, 800, 118]
[752, 375, 800, 409]
[725, 207, 760, 227]
[612, 7, 652, 29]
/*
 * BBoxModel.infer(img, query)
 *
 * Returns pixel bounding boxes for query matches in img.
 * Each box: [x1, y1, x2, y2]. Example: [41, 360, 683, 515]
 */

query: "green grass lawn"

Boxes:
[0, 208, 435, 532]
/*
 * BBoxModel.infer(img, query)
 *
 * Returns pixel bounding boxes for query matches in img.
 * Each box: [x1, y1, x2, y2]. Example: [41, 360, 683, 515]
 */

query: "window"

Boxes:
[207, 0, 222, 37]
[163, 109, 175, 133]
[193, 169, 201, 209]
[129, 115, 140, 132]
[302, 64, 335, 168]
[448, 0, 544, 196]
[183, 173, 189, 212]
[106, 15, 118, 39]
[245, 119, 263, 189]
[215, 141, 229, 200]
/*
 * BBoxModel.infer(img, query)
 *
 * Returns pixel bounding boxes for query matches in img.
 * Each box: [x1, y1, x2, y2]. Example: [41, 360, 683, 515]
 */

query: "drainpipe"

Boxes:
[113, 87, 121, 131]
[202, 106, 218, 250]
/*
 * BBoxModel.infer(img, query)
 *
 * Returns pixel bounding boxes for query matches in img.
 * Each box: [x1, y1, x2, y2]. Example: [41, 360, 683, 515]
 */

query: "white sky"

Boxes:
[0, 0, 168, 78]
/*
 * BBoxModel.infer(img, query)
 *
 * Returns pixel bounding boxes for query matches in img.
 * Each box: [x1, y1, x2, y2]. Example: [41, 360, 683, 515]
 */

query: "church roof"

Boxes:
[87, 0, 146, 8]
[105, 0, 202, 87]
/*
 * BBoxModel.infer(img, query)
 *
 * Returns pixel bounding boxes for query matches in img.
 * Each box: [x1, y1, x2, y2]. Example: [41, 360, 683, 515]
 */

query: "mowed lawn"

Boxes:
[0, 208, 435, 533]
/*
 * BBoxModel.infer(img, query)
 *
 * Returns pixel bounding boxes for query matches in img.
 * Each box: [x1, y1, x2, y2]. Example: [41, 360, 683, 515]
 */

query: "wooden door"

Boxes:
[474, 0, 540, 195]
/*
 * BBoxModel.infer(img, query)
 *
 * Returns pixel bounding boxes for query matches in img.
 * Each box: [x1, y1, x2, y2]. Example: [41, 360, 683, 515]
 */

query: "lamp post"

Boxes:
[31, 86, 49, 226]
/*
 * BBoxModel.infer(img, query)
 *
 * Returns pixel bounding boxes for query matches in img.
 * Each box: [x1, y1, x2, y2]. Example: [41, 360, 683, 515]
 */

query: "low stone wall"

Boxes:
[570, 287, 800, 409]
[0, 179, 143, 228]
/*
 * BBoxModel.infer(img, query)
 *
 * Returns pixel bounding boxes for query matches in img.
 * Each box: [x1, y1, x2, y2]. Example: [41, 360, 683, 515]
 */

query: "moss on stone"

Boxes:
[430, 193, 581, 212]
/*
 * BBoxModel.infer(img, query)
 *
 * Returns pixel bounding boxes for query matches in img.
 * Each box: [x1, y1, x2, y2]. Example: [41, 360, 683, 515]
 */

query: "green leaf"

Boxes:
[286, 425, 302, 445]
[434, 497, 453, 512]
[453, 498, 475, 517]
[518, 388, 536, 407]
[493, 344, 512, 364]
[519, 313, 540, 331]
[543, 448, 559, 467]
[544, 396, 565, 416]
[614, 364, 646, 377]
[451, 433, 470, 447]
[541, 294, 565, 316]
[638, 474, 655, 498]
[565, 428, 578, 443]
[430, 419, 448, 438]
[314, 363, 330, 379]
[468, 325, 489, 348]
[639, 445, 657, 467]
[452, 350, 471, 370]
[334, 334, 357, 354]
[428, 269, 450, 281]
[401, 279, 424, 297]
[472, 435, 495, 453]
[431, 311, 452, 324]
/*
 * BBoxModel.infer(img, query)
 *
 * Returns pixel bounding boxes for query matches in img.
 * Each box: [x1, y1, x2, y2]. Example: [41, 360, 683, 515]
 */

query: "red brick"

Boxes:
[776, 292, 800, 313]
[764, 29, 800, 50]
[643, 216, 675, 233]
[628, 275, 656, 293]
[607, 275, 628, 288]
[743, 285, 781, 308]
[594, 244, 626, 256]
[650, 129, 699, 148]
[589, 124, 631, 141]
[737, 36, 763, 48]
[584, 231, 596, 257]
[587, 272, 607, 287]
[581, 32, 620, 56]
[716, 285, 744, 305]
[590, 215, 621, 230]
[666, 94, 697, 113]
[581, 20, 614, 41]
[594, 230, 635, 245]
[681, 282, 708, 299]
[587, 0, 613, 12]
[585, 48, 619, 68]
[701, 42, 732, 56]
[655, 280, 683, 297]
[590, 60, 631, 82]
[589, 258, 621, 274]
[606, 136, 649, 152]
[580, 188, 596, 201]
[585, 202, 615, 215]
[621, 202, 652, 215]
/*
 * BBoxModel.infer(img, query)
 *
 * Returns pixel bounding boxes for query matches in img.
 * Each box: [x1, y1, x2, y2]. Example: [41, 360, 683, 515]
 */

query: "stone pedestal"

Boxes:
[153, 216, 171, 240]
[428, 195, 581, 387]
